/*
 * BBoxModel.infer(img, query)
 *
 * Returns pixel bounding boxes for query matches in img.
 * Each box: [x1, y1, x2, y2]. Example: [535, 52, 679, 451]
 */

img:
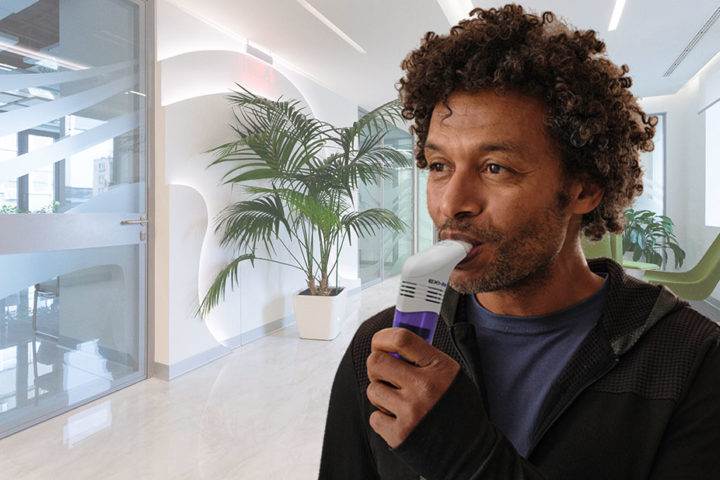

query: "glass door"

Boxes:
[381, 128, 414, 278]
[358, 125, 430, 286]
[358, 178, 383, 285]
[0, 0, 148, 438]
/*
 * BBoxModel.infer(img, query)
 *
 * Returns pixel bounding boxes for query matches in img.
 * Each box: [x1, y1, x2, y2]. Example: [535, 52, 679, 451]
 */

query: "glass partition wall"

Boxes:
[633, 113, 666, 214]
[0, 0, 148, 438]
[358, 125, 435, 286]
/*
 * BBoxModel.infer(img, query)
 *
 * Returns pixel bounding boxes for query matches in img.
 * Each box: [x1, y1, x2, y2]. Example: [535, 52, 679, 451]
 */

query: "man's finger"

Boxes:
[369, 408, 414, 449]
[366, 350, 415, 386]
[371, 327, 441, 367]
[366, 380, 402, 417]
[369, 410, 396, 440]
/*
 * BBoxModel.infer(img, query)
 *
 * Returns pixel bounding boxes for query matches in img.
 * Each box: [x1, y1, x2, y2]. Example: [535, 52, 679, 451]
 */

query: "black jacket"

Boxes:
[318, 259, 720, 479]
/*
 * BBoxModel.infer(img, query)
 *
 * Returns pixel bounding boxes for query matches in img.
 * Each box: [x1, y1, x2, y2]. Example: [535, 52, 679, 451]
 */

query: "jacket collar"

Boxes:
[589, 258, 686, 355]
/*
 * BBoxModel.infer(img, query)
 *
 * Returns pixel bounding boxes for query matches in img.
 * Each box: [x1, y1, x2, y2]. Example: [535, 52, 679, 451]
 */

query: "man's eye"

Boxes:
[428, 162, 446, 172]
[487, 163, 505, 174]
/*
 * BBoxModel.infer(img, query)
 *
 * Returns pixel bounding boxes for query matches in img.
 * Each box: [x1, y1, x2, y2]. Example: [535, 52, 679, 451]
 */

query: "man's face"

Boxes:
[425, 89, 575, 294]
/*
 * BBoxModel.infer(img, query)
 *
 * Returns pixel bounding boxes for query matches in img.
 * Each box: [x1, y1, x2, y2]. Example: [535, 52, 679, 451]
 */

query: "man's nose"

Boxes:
[439, 170, 482, 219]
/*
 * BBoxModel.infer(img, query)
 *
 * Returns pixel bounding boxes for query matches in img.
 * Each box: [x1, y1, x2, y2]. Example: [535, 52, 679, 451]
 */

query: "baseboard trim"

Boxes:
[152, 362, 169, 380]
[153, 344, 231, 381]
[221, 313, 296, 349]
[153, 317, 293, 381]
[223, 289, 362, 348]
[155, 291, 366, 379]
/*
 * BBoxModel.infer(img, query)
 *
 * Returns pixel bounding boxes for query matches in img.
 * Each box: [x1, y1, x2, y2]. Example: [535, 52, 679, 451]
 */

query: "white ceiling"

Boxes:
[166, 0, 720, 109]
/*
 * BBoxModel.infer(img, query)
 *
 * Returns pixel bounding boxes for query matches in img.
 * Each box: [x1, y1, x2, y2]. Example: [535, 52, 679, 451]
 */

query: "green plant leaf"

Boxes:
[214, 195, 291, 250]
[197, 254, 255, 319]
[342, 208, 407, 238]
[622, 208, 686, 268]
[202, 85, 406, 312]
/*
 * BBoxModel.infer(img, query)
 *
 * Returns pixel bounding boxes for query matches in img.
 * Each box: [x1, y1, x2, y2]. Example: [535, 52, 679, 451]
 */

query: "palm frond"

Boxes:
[214, 88, 336, 187]
[346, 146, 410, 190]
[215, 195, 291, 250]
[350, 99, 404, 139]
[228, 85, 331, 150]
[197, 255, 254, 319]
[342, 208, 407, 238]
[278, 189, 342, 233]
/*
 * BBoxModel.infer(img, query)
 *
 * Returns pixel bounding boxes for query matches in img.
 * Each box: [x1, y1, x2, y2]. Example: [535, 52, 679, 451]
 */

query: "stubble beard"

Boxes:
[443, 194, 570, 295]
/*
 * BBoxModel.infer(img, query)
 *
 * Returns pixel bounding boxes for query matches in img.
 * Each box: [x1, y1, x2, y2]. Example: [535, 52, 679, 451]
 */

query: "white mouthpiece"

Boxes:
[396, 239, 472, 314]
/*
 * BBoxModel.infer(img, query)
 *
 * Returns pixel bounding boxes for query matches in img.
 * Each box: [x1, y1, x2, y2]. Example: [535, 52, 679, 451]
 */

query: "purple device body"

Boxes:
[392, 310, 439, 344]
[389, 239, 472, 357]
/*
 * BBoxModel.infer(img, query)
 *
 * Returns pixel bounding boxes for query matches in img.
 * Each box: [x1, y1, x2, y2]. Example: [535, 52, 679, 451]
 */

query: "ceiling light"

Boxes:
[0, 41, 88, 70]
[27, 86, 55, 100]
[608, 0, 626, 31]
[0, 62, 17, 70]
[436, 0, 474, 26]
[23, 56, 58, 70]
[296, 0, 366, 54]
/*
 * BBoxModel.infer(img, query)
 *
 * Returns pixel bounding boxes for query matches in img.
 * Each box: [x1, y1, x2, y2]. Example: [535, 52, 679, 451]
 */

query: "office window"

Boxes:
[706, 102, 720, 227]
[633, 113, 665, 214]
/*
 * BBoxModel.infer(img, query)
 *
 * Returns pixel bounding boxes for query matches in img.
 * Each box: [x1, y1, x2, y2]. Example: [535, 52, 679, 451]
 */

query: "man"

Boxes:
[319, 4, 720, 479]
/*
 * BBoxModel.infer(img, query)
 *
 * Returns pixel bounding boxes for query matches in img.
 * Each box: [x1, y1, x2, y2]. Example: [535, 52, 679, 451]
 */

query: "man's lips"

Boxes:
[457, 244, 482, 266]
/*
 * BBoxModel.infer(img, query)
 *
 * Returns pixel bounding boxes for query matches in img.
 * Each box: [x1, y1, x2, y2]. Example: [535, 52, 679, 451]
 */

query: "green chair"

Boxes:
[581, 235, 613, 260]
[642, 233, 720, 301]
[609, 234, 624, 263]
[583, 234, 660, 270]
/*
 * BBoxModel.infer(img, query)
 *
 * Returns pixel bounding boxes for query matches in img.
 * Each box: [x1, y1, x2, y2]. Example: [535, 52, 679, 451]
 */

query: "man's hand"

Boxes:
[366, 327, 461, 448]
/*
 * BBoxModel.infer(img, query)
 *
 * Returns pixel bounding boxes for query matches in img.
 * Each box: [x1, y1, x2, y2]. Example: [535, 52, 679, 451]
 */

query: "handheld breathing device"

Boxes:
[392, 239, 473, 344]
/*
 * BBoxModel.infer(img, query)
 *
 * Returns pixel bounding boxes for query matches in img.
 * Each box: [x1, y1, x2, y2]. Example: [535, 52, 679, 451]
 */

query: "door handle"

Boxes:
[121, 216, 148, 225]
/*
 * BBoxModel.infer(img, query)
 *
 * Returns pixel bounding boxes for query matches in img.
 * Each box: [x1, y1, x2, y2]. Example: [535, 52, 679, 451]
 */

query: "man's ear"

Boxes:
[570, 178, 603, 215]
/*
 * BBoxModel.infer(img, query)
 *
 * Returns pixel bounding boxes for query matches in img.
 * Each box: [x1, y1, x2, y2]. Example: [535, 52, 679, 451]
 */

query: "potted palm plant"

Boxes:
[198, 86, 410, 339]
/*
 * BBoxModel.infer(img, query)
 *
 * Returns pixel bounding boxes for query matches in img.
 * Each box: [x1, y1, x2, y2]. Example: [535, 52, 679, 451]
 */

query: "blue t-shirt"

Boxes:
[466, 276, 609, 456]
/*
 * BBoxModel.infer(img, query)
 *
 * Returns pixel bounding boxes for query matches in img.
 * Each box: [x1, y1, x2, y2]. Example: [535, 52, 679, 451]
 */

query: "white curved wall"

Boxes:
[168, 184, 224, 363]
[161, 50, 308, 109]
[155, 0, 360, 376]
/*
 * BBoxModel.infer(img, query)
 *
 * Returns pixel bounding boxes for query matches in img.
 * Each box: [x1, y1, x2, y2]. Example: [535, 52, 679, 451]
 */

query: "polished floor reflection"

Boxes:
[0, 278, 718, 479]
[0, 265, 143, 438]
[0, 276, 400, 479]
[0, 316, 138, 435]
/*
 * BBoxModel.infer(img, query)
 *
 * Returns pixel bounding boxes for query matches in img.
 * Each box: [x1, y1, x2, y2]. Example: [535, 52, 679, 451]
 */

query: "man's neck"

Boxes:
[474, 248, 606, 317]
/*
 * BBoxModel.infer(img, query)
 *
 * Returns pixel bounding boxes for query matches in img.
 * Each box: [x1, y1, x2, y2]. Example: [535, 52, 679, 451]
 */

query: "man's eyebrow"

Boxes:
[482, 141, 522, 152]
[424, 142, 443, 152]
[424, 141, 522, 153]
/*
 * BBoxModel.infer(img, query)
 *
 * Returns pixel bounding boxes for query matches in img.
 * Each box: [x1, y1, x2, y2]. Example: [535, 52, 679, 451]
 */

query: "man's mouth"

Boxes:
[457, 244, 482, 266]
[441, 232, 483, 265]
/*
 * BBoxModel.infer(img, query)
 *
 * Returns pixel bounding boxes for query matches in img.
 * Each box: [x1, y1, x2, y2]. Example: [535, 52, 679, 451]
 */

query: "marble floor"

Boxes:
[0, 276, 400, 480]
[0, 276, 718, 479]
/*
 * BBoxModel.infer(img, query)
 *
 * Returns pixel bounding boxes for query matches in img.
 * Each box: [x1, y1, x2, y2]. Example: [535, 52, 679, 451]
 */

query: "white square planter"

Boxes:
[293, 287, 347, 340]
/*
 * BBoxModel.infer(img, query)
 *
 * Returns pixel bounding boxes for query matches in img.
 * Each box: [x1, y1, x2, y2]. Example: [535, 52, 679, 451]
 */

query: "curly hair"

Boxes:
[397, 4, 656, 240]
